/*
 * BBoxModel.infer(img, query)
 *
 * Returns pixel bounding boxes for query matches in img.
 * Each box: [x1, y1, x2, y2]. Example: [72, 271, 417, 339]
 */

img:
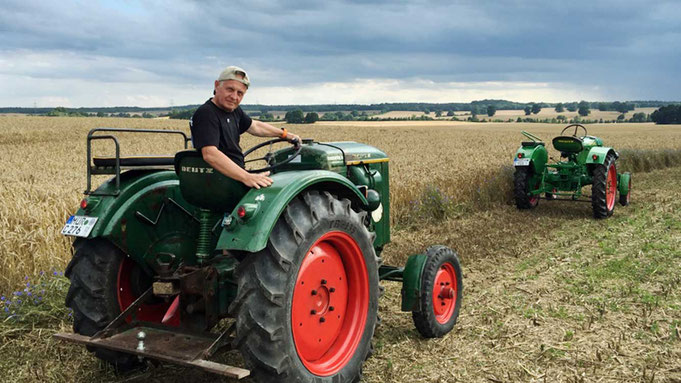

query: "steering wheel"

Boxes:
[243, 138, 302, 173]
[560, 124, 588, 137]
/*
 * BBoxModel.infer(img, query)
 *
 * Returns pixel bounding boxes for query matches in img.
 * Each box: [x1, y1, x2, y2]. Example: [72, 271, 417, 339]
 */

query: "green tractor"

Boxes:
[56, 128, 463, 382]
[513, 124, 631, 218]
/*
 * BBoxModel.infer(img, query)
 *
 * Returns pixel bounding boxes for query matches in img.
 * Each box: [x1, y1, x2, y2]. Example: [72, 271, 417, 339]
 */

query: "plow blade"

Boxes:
[54, 326, 249, 380]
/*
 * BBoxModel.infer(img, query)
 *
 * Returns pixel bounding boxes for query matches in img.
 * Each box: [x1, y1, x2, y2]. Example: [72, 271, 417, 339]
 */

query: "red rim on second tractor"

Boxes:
[606, 163, 617, 211]
[291, 231, 369, 376]
[117, 257, 179, 326]
[431, 263, 458, 324]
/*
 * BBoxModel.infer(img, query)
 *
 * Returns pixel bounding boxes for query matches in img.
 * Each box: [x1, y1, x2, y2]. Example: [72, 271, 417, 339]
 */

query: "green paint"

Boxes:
[401, 253, 428, 312]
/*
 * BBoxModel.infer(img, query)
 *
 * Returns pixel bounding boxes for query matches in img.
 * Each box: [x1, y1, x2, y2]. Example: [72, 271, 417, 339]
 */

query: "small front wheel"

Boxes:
[412, 246, 463, 338]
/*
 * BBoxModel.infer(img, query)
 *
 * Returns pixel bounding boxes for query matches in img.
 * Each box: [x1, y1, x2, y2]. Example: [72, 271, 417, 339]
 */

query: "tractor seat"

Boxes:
[174, 150, 248, 212]
[521, 141, 545, 148]
[93, 155, 175, 167]
[552, 136, 583, 153]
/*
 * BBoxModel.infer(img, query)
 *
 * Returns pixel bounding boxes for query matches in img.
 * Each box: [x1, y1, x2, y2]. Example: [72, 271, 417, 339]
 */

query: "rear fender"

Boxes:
[586, 147, 618, 165]
[217, 170, 368, 253]
[71, 170, 204, 269]
[515, 144, 548, 174]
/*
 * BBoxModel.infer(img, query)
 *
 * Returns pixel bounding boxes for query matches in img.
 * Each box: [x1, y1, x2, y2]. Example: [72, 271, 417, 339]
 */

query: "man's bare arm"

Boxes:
[201, 146, 272, 189]
[247, 120, 300, 142]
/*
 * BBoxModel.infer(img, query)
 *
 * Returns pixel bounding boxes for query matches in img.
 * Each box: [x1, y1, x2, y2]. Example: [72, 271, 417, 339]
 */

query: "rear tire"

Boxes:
[65, 239, 142, 371]
[514, 167, 540, 209]
[65, 239, 173, 371]
[592, 153, 617, 218]
[229, 190, 380, 383]
[412, 246, 462, 338]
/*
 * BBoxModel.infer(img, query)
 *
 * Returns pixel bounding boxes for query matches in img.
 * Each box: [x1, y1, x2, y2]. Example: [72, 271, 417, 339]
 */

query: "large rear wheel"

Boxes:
[592, 153, 617, 218]
[65, 239, 175, 371]
[514, 167, 540, 209]
[229, 190, 380, 383]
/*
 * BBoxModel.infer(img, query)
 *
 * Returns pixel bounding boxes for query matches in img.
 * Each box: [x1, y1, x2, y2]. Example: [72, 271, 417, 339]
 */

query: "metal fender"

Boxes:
[72, 170, 205, 269]
[400, 253, 428, 312]
[586, 147, 618, 165]
[514, 144, 548, 174]
[618, 172, 631, 195]
[217, 170, 368, 253]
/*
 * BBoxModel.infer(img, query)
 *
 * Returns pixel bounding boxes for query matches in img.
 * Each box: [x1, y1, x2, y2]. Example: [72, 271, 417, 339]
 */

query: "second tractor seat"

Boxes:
[552, 136, 584, 153]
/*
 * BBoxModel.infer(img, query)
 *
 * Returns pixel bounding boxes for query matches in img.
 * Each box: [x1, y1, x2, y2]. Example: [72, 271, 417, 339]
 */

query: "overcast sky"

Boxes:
[1, 0, 679, 107]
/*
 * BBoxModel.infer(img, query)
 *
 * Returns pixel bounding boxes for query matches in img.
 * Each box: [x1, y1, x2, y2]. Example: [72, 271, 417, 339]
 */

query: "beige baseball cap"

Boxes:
[217, 66, 250, 88]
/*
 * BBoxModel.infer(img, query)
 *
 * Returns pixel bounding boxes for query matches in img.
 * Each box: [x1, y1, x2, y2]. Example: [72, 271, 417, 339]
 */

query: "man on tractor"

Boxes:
[190, 65, 300, 189]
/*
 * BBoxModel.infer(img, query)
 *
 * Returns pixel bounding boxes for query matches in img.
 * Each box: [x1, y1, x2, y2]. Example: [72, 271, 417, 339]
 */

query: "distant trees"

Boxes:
[578, 101, 591, 116]
[486, 105, 496, 117]
[168, 108, 196, 119]
[651, 105, 681, 124]
[447, 111, 454, 117]
[524, 106, 531, 115]
[531, 103, 541, 114]
[566, 103, 578, 112]
[597, 101, 635, 113]
[555, 103, 564, 113]
[284, 109, 305, 124]
[630, 112, 647, 122]
[259, 111, 275, 121]
[304, 112, 319, 124]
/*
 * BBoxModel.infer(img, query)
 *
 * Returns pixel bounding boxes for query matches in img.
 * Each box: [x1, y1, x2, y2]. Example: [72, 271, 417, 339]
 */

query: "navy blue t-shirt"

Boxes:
[190, 99, 253, 168]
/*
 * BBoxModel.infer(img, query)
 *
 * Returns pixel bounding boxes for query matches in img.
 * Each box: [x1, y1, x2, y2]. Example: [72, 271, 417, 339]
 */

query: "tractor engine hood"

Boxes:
[274, 140, 388, 172]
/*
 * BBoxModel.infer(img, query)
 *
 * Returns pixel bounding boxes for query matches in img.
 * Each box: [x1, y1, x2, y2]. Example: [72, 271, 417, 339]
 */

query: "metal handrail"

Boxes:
[86, 127, 191, 196]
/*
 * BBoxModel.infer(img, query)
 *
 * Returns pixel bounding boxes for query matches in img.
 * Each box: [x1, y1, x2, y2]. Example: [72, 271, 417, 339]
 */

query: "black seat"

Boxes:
[521, 141, 545, 148]
[93, 155, 175, 167]
[552, 136, 583, 153]
[174, 150, 248, 212]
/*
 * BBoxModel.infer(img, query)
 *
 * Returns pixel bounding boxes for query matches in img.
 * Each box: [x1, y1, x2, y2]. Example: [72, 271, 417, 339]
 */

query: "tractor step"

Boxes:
[54, 326, 249, 379]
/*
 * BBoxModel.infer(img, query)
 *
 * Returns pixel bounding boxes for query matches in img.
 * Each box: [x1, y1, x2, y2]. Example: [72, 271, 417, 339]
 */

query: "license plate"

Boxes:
[514, 158, 531, 166]
[61, 215, 98, 237]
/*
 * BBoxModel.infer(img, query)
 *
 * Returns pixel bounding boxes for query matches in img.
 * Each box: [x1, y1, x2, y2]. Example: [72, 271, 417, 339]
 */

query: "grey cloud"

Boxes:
[1, 0, 680, 104]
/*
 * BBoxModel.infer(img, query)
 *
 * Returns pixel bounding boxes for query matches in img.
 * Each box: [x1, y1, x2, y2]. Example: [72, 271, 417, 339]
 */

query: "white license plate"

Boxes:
[61, 215, 98, 237]
[514, 158, 531, 166]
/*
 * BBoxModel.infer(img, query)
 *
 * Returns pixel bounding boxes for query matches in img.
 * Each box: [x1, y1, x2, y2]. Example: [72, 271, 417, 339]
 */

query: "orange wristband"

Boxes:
[280, 128, 288, 139]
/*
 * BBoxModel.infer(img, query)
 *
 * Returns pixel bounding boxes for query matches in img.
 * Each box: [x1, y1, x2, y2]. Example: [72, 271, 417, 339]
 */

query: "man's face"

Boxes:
[213, 79, 247, 112]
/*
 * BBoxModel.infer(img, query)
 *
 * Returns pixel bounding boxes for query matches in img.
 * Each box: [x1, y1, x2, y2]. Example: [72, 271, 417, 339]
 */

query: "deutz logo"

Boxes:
[181, 166, 214, 174]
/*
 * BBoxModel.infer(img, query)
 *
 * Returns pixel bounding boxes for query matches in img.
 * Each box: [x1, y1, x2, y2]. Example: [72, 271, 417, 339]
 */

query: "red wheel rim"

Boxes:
[529, 177, 541, 206]
[292, 231, 369, 376]
[431, 263, 458, 324]
[117, 257, 178, 326]
[606, 163, 617, 211]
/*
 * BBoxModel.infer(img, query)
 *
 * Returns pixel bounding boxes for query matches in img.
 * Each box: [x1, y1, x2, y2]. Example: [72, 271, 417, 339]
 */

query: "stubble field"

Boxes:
[0, 115, 680, 382]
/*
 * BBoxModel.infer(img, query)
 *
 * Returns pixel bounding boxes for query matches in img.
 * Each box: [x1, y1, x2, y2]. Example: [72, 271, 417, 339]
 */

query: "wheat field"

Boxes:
[1, 115, 680, 293]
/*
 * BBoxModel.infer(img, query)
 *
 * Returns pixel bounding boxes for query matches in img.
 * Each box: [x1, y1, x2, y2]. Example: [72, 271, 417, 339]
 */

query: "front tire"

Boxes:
[229, 191, 380, 383]
[592, 153, 617, 218]
[412, 246, 462, 338]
